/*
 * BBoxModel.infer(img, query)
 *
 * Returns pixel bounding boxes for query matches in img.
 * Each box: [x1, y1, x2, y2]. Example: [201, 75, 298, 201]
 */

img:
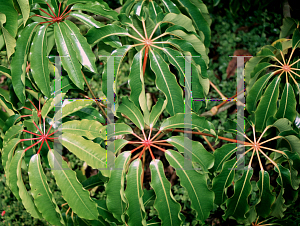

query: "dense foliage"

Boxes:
[0, 0, 300, 225]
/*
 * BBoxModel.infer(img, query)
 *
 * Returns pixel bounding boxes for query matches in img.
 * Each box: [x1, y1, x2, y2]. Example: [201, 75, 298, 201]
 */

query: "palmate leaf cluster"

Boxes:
[0, 0, 300, 225]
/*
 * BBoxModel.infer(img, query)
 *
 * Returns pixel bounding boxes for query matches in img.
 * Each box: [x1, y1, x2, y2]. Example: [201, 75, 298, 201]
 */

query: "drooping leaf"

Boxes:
[106, 151, 131, 222]
[149, 49, 184, 116]
[106, 123, 133, 140]
[16, 150, 43, 219]
[125, 159, 147, 226]
[54, 22, 84, 90]
[17, 0, 30, 25]
[275, 82, 297, 122]
[165, 150, 214, 223]
[63, 20, 97, 72]
[11, 22, 39, 104]
[30, 25, 51, 97]
[48, 149, 99, 220]
[224, 167, 253, 221]
[255, 171, 276, 218]
[28, 154, 64, 225]
[255, 77, 281, 132]
[212, 144, 238, 172]
[149, 159, 182, 226]
[212, 158, 236, 206]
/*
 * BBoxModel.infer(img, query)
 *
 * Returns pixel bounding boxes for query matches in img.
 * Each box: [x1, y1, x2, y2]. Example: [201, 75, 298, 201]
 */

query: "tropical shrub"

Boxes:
[0, 0, 300, 225]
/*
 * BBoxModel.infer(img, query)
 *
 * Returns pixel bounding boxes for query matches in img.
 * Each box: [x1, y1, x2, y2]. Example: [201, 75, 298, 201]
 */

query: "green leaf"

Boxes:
[71, 2, 118, 21]
[224, 168, 253, 221]
[17, 0, 30, 25]
[68, 12, 104, 28]
[3, 124, 23, 144]
[255, 77, 281, 132]
[162, 13, 196, 33]
[125, 159, 147, 226]
[292, 29, 300, 49]
[82, 172, 108, 190]
[117, 96, 145, 130]
[270, 189, 286, 218]
[161, 0, 180, 13]
[128, 51, 149, 125]
[149, 49, 184, 116]
[2, 138, 19, 175]
[63, 20, 97, 73]
[93, 199, 122, 225]
[106, 151, 131, 222]
[86, 24, 127, 46]
[166, 28, 209, 65]
[149, 98, 167, 128]
[165, 150, 214, 223]
[176, 0, 211, 47]
[30, 25, 51, 97]
[41, 94, 65, 119]
[0, 25, 16, 59]
[246, 72, 274, 113]
[54, 22, 84, 90]
[275, 82, 296, 122]
[106, 123, 133, 140]
[255, 171, 276, 218]
[212, 158, 236, 206]
[48, 149, 99, 220]
[0, 0, 18, 37]
[167, 136, 214, 172]
[11, 22, 39, 104]
[28, 154, 64, 225]
[160, 112, 214, 135]
[16, 150, 43, 219]
[150, 159, 182, 226]
[62, 119, 106, 140]
[280, 17, 297, 38]
[212, 144, 237, 172]
[60, 132, 107, 170]
[107, 139, 128, 154]
[7, 146, 22, 200]
[69, 106, 105, 124]
[51, 99, 94, 124]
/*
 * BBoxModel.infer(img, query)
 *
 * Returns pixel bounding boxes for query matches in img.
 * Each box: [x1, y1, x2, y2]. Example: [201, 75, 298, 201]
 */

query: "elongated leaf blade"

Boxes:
[68, 11, 104, 28]
[224, 168, 253, 221]
[107, 123, 133, 140]
[62, 119, 106, 139]
[212, 158, 236, 205]
[165, 150, 214, 222]
[48, 149, 99, 220]
[150, 159, 182, 226]
[17, 0, 30, 25]
[275, 82, 296, 122]
[28, 154, 64, 225]
[16, 150, 42, 219]
[149, 49, 184, 116]
[167, 136, 214, 172]
[212, 144, 238, 172]
[128, 51, 149, 124]
[63, 20, 97, 72]
[149, 98, 167, 128]
[52, 99, 94, 124]
[117, 96, 145, 130]
[60, 132, 107, 169]
[11, 22, 39, 104]
[255, 171, 276, 217]
[255, 77, 281, 132]
[125, 159, 147, 226]
[30, 25, 50, 97]
[106, 151, 131, 222]
[54, 22, 84, 90]
[160, 112, 214, 135]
